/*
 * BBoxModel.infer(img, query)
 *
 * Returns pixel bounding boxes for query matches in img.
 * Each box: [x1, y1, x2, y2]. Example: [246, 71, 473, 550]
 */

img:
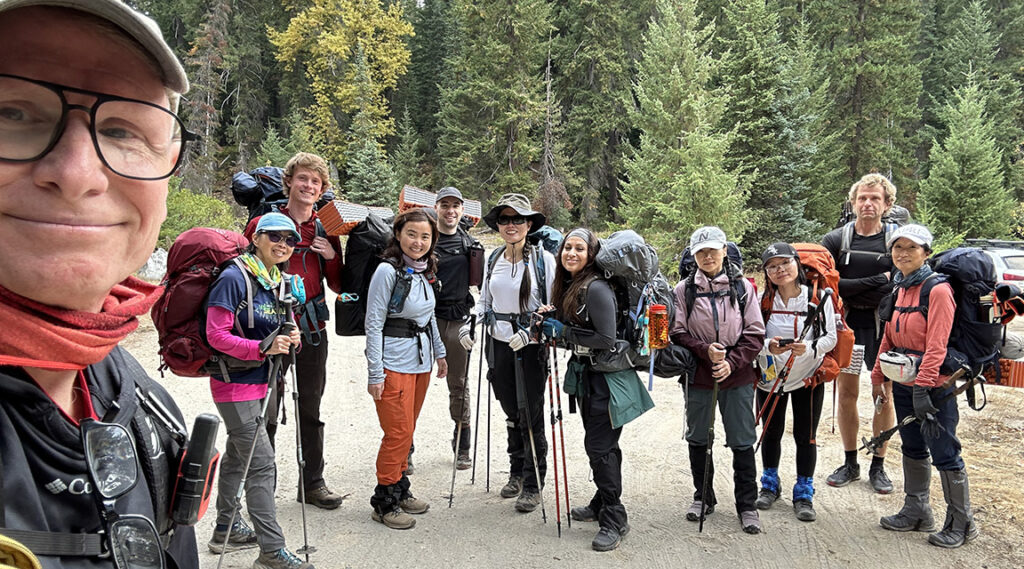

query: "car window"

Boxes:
[1003, 256, 1024, 270]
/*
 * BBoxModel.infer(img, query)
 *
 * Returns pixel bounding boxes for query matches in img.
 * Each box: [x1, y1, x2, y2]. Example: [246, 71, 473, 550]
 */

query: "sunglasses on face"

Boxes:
[262, 232, 299, 247]
[496, 215, 527, 226]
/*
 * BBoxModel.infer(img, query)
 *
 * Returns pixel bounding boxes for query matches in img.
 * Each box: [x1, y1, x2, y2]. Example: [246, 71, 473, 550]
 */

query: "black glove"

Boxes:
[912, 385, 942, 439]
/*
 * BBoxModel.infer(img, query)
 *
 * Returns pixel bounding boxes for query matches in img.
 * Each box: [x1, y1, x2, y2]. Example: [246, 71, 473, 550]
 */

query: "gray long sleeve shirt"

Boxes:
[364, 262, 446, 384]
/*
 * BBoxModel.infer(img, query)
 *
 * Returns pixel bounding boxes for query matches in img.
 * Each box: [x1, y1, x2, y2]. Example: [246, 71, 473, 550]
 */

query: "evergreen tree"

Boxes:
[717, 0, 817, 257]
[253, 124, 290, 169]
[808, 0, 923, 195]
[786, 16, 846, 228]
[536, 50, 575, 229]
[918, 76, 1012, 239]
[391, 107, 428, 189]
[344, 49, 398, 206]
[270, 0, 413, 166]
[435, 0, 551, 203]
[922, 0, 1021, 191]
[178, 0, 231, 194]
[403, 0, 452, 155]
[620, 0, 748, 273]
[552, 0, 654, 223]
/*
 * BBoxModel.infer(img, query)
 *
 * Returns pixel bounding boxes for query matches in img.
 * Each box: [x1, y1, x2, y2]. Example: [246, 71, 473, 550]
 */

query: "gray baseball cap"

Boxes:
[435, 186, 464, 203]
[689, 226, 727, 253]
[0, 0, 189, 93]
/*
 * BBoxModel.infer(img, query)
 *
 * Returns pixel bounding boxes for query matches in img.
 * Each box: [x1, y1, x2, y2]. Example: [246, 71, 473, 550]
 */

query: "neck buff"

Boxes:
[402, 253, 429, 273]
[894, 263, 934, 289]
[238, 252, 282, 290]
[0, 277, 162, 370]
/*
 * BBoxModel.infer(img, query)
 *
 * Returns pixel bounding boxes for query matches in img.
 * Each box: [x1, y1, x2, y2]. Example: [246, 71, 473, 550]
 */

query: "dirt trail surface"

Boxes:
[124, 312, 1024, 569]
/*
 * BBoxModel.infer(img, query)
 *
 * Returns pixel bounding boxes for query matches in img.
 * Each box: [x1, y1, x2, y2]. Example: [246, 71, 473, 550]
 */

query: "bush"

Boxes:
[159, 177, 242, 249]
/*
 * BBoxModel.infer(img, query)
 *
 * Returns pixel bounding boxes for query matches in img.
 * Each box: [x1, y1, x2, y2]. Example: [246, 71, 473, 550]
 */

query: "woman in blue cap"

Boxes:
[205, 212, 312, 569]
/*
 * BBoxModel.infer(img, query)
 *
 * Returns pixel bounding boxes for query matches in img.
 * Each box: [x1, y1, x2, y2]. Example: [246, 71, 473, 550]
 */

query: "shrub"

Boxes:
[159, 177, 242, 249]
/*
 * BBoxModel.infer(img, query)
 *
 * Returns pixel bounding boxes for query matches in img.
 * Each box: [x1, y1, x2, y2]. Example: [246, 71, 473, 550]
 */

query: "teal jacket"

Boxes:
[565, 360, 654, 429]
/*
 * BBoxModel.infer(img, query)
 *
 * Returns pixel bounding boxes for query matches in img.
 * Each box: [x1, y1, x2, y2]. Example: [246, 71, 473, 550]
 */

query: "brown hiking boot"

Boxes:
[515, 490, 541, 513]
[299, 485, 345, 510]
[372, 508, 416, 530]
[500, 475, 524, 499]
[399, 495, 430, 514]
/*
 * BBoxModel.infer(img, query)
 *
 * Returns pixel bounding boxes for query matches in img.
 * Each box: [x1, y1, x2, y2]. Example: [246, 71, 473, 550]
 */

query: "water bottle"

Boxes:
[388, 267, 414, 314]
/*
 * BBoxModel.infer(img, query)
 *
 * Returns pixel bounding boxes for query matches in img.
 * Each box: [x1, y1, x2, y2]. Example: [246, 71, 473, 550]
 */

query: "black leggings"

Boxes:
[487, 339, 548, 492]
[756, 384, 824, 477]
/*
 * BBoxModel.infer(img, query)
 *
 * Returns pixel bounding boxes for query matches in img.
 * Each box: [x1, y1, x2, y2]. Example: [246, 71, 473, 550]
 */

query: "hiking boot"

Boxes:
[685, 500, 714, 522]
[826, 463, 860, 487]
[500, 475, 524, 499]
[456, 451, 472, 471]
[208, 518, 258, 553]
[399, 495, 430, 514]
[515, 490, 541, 513]
[252, 548, 314, 569]
[371, 508, 416, 530]
[592, 525, 629, 552]
[755, 488, 779, 510]
[740, 510, 762, 534]
[300, 485, 344, 510]
[880, 511, 936, 532]
[869, 467, 894, 494]
[927, 469, 978, 548]
[793, 500, 816, 522]
[570, 505, 598, 522]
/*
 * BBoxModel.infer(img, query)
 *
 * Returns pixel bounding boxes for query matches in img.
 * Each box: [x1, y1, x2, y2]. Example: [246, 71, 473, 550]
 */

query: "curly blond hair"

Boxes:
[282, 152, 331, 196]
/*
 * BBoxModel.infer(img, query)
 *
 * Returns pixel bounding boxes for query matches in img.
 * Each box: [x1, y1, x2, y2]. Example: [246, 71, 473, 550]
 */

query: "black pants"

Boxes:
[488, 339, 547, 492]
[756, 384, 824, 477]
[580, 367, 627, 531]
[294, 332, 330, 489]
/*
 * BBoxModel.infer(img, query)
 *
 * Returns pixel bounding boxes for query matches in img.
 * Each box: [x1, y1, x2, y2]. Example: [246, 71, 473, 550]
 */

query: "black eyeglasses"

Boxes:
[262, 232, 299, 247]
[0, 73, 197, 181]
[496, 215, 527, 226]
[80, 418, 165, 569]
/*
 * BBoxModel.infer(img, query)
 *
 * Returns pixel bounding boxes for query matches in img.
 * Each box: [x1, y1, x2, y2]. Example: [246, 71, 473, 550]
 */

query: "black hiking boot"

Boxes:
[793, 500, 816, 522]
[755, 488, 780, 510]
[826, 463, 860, 487]
[592, 525, 629, 552]
[869, 467, 894, 494]
[571, 505, 598, 522]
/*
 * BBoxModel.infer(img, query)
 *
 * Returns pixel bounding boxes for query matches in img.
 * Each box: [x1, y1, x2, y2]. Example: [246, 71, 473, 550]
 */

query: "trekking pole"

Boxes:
[487, 377, 492, 492]
[283, 297, 315, 560]
[859, 370, 973, 455]
[216, 352, 284, 569]
[699, 381, 719, 533]
[450, 316, 476, 507]
[550, 341, 570, 528]
[547, 368, 562, 537]
[471, 328, 486, 485]
[514, 347, 547, 524]
[755, 290, 834, 452]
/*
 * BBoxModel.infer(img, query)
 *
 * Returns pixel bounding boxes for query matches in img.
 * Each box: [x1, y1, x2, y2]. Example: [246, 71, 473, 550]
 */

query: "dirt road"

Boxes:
[126, 314, 1024, 569]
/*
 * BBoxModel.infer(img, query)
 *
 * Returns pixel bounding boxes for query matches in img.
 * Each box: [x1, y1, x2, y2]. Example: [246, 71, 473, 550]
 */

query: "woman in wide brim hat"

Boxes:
[482, 193, 546, 232]
[471, 193, 555, 514]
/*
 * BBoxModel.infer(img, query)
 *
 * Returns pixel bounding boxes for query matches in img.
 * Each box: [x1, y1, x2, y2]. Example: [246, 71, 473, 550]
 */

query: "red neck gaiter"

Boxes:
[0, 277, 162, 370]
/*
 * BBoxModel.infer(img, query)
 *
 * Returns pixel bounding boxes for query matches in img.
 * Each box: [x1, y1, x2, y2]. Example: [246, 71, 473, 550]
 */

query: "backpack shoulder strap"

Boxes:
[839, 221, 855, 266]
[230, 257, 256, 329]
[533, 247, 548, 305]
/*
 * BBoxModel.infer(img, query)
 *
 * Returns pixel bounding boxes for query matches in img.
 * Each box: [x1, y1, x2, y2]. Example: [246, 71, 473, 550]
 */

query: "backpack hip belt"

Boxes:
[486, 310, 532, 330]
[382, 318, 433, 366]
[295, 291, 327, 346]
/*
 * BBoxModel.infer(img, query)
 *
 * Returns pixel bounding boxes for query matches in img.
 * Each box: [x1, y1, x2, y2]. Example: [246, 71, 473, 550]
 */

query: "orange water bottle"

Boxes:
[649, 304, 670, 349]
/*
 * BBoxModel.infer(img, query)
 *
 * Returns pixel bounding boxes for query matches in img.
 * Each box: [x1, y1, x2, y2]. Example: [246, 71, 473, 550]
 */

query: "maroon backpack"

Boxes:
[152, 228, 256, 377]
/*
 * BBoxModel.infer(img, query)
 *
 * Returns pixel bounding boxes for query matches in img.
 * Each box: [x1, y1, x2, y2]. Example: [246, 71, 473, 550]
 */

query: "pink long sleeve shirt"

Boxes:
[870, 279, 955, 388]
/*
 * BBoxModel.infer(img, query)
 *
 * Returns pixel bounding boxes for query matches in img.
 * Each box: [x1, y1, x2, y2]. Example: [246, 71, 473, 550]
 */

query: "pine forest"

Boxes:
[137, 0, 1024, 264]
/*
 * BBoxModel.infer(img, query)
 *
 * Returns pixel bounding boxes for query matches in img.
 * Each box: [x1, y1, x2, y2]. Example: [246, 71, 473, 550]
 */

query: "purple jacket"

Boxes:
[670, 270, 765, 390]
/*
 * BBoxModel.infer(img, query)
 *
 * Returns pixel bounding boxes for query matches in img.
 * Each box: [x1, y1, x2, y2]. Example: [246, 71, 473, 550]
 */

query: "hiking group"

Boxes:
[0, 1, 996, 568]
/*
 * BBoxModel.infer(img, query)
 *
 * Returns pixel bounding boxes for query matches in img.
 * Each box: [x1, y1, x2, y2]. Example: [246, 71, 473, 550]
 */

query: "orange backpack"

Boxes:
[760, 243, 855, 386]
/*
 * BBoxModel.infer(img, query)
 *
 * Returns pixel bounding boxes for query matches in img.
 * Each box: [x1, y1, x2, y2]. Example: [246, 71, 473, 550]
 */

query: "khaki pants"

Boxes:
[438, 318, 471, 425]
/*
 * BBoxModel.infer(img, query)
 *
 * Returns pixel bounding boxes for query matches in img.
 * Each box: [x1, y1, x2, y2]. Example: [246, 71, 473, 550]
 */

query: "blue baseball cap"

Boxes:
[255, 212, 300, 240]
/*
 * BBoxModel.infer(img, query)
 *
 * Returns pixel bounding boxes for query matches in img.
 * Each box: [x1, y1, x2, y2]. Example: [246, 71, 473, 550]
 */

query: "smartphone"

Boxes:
[778, 338, 795, 347]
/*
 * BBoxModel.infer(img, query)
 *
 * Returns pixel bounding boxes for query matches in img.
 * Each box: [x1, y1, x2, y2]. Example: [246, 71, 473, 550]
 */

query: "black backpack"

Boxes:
[231, 166, 335, 223]
[677, 241, 748, 316]
[335, 212, 394, 336]
[878, 247, 1000, 405]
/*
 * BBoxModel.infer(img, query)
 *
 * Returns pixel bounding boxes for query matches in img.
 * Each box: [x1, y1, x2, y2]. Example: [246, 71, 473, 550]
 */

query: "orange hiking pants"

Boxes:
[374, 369, 431, 485]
